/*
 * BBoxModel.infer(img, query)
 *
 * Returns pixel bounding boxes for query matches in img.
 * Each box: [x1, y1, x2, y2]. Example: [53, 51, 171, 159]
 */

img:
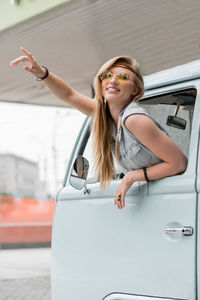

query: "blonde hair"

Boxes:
[92, 56, 144, 189]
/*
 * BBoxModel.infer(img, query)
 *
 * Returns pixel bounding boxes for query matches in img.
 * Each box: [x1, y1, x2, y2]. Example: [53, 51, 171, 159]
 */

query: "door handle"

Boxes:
[164, 226, 193, 236]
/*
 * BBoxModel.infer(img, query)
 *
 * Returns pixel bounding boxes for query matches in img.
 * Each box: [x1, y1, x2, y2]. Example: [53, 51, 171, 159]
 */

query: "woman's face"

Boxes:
[101, 66, 138, 105]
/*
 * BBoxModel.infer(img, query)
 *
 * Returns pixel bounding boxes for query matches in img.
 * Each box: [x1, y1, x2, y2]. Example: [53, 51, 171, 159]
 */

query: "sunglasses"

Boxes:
[100, 71, 133, 83]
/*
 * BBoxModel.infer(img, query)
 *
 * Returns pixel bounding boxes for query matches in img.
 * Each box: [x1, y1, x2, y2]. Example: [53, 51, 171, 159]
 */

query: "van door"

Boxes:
[52, 83, 199, 300]
[196, 99, 200, 300]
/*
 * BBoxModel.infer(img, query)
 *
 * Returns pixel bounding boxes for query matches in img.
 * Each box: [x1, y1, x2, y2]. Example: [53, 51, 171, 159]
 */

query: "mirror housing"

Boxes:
[166, 116, 187, 130]
[70, 156, 89, 190]
[166, 99, 187, 130]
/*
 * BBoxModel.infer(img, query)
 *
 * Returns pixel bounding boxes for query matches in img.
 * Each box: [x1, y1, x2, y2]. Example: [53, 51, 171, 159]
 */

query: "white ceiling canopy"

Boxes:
[1, 0, 200, 107]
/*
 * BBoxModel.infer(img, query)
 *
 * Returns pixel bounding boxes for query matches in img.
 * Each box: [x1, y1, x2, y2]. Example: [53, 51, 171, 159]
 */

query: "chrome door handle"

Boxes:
[164, 226, 193, 236]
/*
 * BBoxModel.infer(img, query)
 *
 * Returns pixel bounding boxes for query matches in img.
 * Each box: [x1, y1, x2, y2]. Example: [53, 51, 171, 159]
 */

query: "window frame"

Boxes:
[63, 80, 200, 188]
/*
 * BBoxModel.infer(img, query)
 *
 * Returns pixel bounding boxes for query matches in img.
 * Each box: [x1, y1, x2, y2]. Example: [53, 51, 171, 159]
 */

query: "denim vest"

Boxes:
[112, 101, 168, 173]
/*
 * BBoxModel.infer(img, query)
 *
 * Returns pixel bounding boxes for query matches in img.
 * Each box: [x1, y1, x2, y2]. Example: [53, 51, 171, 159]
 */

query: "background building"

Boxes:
[0, 153, 39, 198]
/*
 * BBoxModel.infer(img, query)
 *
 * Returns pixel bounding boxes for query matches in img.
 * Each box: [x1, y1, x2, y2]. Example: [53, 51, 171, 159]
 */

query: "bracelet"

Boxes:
[34, 66, 49, 81]
[143, 167, 150, 182]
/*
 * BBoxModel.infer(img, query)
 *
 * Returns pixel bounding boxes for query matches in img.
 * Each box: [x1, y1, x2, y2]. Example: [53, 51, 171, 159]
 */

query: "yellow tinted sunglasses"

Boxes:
[100, 71, 133, 83]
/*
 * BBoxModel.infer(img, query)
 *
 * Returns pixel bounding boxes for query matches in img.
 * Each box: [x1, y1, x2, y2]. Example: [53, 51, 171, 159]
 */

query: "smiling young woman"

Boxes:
[10, 49, 187, 209]
[92, 56, 145, 192]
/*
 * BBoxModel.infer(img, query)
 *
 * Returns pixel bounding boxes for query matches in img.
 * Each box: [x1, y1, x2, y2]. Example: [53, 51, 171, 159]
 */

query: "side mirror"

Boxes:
[166, 116, 187, 130]
[70, 156, 89, 190]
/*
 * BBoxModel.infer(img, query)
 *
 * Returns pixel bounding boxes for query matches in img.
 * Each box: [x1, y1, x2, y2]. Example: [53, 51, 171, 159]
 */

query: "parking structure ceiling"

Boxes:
[1, 0, 200, 108]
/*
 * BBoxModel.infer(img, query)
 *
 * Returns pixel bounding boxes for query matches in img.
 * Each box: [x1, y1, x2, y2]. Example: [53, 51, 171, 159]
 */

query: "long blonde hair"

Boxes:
[92, 56, 144, 188]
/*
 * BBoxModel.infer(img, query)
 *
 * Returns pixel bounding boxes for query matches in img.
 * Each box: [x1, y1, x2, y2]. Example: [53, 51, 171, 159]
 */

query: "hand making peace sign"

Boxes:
[10, 47, 46, 79]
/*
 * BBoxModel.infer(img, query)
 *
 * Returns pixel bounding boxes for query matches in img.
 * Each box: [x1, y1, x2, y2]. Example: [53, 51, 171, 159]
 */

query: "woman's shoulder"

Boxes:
[122, 100, 149, 122]
[122, 100, 169, 137]
[125, 114, 157, 137]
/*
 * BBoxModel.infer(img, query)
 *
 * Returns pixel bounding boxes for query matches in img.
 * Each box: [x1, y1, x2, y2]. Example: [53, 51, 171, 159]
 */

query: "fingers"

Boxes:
[20, 47, 33, 58]
[114, 193, 125, 209]
[10, 55, 27, 66]
[122, 196, 125, 208]
[10, 47, 34, 66]
[23, 65, 35, 75]
[118, 197, 122, 209]
[114, 176, 132, 210]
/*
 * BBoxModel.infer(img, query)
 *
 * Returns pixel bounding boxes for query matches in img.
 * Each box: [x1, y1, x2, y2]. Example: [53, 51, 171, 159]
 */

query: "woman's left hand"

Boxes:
[114, 171, 135, 209]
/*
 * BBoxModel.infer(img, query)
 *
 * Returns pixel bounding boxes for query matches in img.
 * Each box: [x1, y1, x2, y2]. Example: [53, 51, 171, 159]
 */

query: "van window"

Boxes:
[80, 88, 196, 181]
[83, 133, 124, 181]
[140, 88, 196, 156]
[82, 133, 96, 180]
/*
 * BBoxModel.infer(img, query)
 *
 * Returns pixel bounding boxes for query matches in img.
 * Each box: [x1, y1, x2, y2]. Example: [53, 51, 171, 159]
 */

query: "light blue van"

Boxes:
[51, 60, 200, 300]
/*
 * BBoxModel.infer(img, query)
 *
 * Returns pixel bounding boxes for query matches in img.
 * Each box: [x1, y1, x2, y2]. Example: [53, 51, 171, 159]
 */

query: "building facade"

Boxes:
[0, 153, 39, 198]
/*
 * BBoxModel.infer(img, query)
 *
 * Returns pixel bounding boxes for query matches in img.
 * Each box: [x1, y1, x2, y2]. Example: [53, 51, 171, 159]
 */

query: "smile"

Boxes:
[106, 87, 120, 92]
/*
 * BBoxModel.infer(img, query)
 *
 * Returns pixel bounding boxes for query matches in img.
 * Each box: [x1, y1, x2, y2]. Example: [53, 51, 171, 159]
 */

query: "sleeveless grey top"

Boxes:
[112, 101, 168, 173]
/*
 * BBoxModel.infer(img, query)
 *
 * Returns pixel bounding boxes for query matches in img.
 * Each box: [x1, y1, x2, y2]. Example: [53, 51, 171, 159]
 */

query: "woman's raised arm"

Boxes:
[10, 47, 95, 116]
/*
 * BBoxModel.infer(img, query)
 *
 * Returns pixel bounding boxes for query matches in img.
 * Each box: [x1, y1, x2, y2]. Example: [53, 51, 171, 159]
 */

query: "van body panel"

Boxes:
[144, 59, 200, 91]
[196, 101, 200, 300]
[51, 62, 200, 300]
[197, 160, 200, 300]
[52, 179, 196, 300]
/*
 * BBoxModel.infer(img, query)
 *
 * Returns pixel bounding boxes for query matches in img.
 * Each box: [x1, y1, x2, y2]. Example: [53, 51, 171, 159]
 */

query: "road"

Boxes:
[0, 247, 51, 300]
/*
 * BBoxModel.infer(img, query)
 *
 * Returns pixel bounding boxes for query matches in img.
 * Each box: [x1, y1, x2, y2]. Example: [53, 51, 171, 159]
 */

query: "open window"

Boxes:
[74, 88, 196, 184]
[139, 88, 196, 157]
